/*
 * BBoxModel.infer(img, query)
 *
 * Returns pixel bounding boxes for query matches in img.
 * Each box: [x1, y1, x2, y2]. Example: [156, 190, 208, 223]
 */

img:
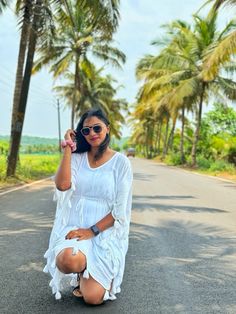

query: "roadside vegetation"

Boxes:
[1, 0, 236, 186]
[0, 136, 125, 188]
[128, 0, 236, 181]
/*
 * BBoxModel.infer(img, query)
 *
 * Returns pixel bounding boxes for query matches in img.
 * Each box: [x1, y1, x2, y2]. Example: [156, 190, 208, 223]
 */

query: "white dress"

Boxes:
[43, 151, 133, 301]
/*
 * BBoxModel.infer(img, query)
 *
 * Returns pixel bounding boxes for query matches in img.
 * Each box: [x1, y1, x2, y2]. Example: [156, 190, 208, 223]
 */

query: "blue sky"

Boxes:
[0, 0, 233, 138]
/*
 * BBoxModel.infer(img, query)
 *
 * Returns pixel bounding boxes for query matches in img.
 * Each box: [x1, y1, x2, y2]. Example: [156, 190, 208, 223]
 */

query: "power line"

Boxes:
[0, 64, 55, 99]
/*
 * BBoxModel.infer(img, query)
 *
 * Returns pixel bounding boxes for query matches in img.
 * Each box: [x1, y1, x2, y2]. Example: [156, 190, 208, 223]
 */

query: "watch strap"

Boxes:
[90, 224, 100, 236]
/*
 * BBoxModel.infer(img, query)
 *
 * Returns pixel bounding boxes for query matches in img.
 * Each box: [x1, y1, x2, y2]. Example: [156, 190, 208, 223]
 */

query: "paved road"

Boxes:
[1, 158, 236, 314]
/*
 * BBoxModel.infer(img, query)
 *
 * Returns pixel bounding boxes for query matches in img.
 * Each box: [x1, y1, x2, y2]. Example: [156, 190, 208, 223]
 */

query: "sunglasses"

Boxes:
[81, 124, 103, 136]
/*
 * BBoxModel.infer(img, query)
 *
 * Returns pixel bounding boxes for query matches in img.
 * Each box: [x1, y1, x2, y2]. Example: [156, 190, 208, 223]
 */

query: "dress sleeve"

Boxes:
[111, 157, 133, 238]
[53, 153, 82, 220]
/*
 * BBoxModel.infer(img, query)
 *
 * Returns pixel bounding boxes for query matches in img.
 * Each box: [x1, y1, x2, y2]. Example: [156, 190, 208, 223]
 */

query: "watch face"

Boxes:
[91, 225, 100, 236]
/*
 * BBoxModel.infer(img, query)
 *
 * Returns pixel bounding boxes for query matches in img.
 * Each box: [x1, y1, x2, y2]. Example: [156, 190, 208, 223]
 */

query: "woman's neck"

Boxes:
[89, 147, 110, 159]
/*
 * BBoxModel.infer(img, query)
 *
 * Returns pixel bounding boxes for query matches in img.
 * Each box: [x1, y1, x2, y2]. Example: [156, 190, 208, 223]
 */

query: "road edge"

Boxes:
[0, 177, 53, 196]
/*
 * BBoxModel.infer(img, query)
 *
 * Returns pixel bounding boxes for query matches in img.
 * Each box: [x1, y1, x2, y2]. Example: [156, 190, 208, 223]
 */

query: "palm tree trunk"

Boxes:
[157, 120, 162, 154]
[191, 83, 206, 167]
[7, 0, 42, 177]
[7, 1, 31, 175]
[154, 123, 159, 154]
[145, 126, 149, 158]
[180, 106, 186, 164]
[72, 56, 80, 129]
[166, 115, 177, 154]
[162, 117, 169, 158]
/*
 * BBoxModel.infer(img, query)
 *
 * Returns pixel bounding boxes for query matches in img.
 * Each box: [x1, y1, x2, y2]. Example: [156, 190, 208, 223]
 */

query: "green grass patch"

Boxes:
[0, 154, 60, 188]
[157, 153, 236, 182]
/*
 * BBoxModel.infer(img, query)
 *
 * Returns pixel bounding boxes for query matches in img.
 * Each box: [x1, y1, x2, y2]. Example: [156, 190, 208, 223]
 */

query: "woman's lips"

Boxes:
[90, 137, 99, 141]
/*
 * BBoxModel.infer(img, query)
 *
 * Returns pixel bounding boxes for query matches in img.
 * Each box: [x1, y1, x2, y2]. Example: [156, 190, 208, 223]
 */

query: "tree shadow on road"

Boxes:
[132, 194, 228, 213]
[133, 172, 157, 181]
[124, 221, 236, 313]
[0, 184, 236, 314]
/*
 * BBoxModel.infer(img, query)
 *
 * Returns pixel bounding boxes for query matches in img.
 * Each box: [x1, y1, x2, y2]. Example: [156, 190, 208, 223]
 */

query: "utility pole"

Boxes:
[57, 99, 62, 153]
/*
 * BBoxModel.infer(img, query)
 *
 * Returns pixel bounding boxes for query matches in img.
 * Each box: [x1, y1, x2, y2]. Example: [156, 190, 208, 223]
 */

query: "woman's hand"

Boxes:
[64, 129, 76, 141]
[65, 228, 94, 241]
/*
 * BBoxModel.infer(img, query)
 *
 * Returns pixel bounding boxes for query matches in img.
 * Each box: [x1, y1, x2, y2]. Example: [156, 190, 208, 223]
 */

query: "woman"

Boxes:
[43, 108, 133, 305]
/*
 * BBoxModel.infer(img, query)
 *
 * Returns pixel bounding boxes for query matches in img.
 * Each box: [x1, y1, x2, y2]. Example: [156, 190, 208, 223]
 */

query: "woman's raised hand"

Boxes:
[64, 129, 76, 141]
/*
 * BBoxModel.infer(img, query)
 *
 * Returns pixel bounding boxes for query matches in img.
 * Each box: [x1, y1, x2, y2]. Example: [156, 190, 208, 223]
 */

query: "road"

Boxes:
[0, 157, 236, 314]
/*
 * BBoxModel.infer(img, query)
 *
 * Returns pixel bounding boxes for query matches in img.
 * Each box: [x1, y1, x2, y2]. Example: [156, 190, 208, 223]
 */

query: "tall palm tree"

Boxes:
[54, 67, 127, 138]
[6, 0, 122, 177]
[33, 2, 125, 129]
[7, 0, 55, 177]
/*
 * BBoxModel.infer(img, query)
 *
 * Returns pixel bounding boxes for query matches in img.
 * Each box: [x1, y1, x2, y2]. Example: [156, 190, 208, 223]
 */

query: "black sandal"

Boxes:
[72, 273, 83, 298]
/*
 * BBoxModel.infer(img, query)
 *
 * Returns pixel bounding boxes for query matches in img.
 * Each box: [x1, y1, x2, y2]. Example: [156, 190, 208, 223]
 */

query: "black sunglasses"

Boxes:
[81, 124, 103, 136]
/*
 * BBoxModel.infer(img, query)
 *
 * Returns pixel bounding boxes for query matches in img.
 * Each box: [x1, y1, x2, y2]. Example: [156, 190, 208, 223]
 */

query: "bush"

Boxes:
[165, 153, 182, 165]
[196, 155, 212, 169]
[228, 146, 236, 165]
[209, 160, 235, 172]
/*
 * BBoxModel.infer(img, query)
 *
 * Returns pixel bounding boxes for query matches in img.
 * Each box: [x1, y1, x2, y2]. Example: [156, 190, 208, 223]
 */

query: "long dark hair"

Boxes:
[74, 108, 110, 160]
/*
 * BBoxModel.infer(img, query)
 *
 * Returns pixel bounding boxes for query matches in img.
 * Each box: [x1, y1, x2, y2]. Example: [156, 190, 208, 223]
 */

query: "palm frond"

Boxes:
[202, 30, 236, 81]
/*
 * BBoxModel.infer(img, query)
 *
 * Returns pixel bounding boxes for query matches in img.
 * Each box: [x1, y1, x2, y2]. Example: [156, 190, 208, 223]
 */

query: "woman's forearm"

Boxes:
[55, 146, 72, 191]
[95, 213, 115, 232]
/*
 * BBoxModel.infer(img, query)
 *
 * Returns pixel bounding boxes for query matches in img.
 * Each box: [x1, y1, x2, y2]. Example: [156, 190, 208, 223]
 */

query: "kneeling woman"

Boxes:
[43, 108, 133, 305]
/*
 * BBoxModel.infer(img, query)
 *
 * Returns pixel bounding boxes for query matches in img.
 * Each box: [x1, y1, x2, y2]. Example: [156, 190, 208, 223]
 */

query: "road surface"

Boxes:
[0, 157, 236, 314]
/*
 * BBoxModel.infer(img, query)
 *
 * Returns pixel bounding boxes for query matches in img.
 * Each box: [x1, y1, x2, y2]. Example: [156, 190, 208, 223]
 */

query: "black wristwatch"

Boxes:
[90, 224, 100, 236]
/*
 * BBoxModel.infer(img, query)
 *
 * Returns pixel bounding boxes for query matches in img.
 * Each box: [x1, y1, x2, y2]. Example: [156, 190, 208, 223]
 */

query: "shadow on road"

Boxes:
[132, 194, 228, 213]
[133, 172, 157, 182]
[0, 184, 236, 313]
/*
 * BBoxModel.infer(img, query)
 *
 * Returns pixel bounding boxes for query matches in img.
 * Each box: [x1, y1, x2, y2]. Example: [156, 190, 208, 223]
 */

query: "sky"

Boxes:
[0, 0, 234, 139]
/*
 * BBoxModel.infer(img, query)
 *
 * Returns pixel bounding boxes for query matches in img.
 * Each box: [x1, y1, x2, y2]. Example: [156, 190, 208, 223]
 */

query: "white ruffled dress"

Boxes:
[43, 152, 133, 301]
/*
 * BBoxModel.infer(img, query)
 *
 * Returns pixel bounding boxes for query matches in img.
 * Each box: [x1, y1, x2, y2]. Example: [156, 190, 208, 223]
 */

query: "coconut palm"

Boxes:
[135, 13, 236, 166]
[201, 0, 236, 80]
[6, 0, 122, 177]
[54, 66, 127, 138]
[6, 0, 56, 177]
[33, 2, 125, 129]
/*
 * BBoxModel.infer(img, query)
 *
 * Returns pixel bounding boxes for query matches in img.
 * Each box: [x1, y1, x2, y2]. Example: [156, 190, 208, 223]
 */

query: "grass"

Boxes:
[0, 154, 60, 189]
[154, 154, 236, 183]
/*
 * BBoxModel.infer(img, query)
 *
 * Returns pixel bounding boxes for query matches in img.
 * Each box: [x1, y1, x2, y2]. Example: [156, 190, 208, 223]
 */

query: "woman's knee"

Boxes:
[56, 249, 86, 273]
[83, 291, 104, 305]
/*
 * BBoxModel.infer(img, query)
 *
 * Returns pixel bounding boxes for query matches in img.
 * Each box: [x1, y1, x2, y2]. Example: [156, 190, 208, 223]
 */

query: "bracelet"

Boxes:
[61, 139, 77, 152]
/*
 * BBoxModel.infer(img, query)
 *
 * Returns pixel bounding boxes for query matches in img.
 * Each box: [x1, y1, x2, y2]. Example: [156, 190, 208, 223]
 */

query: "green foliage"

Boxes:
[196, 155, 213, 169]
[209, 160, 235, 172]
[227, 145, 236, 165]
[165, 153, 182, 165]
[111, 144, 121, 152]
[0, 154, 60, 182]
[0, 140, 9, 155]
[0, 136, 59, 154]
[204, 102, 236, 135]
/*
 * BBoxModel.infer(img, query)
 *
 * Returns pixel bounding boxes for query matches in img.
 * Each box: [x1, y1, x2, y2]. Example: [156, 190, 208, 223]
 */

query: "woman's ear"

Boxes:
[106, 125, 110, 134]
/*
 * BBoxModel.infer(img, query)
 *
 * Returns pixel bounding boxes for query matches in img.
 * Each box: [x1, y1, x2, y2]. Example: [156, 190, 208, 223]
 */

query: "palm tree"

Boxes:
[7, 0, 55, 177]
[135, 13, 236, 166]
[201, 0, 236, 80]
[54, 67, 127, 138]
[6, 0, 122, 177]
[34, 2, 125, 128]
[33, 2, 125, 129]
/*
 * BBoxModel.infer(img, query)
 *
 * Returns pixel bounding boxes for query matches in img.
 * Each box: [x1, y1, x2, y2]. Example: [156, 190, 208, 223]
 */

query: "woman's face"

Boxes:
[81, 116, 109, 147]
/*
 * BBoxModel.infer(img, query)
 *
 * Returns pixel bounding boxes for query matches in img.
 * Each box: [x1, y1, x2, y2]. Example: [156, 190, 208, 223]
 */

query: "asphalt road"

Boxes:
[1, 157, 236, 314]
